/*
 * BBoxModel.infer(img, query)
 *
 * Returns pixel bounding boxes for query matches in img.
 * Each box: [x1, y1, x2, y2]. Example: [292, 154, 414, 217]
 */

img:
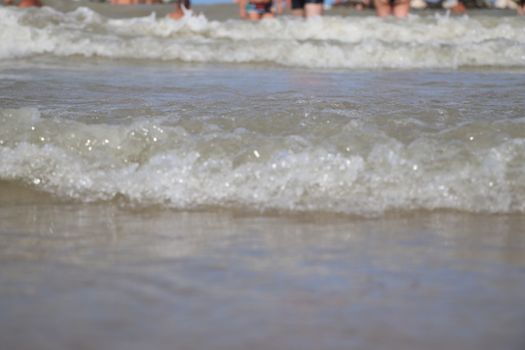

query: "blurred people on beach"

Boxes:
[240, 0, 282, 19]
[373, 0, 409, 16]
[169, 0, 191, 18]
[110, 0, 193, 19]
[354, 0, 370, 10]
[442, 0, 467, 13]
[516, 0, 525, 13]
[329, 0, 470, 12]
[288, 0, 324, 17]
[3, 0, 42, 7]
[332, 0, 370, 11]
[410, 0, 464, 11]
[111, 0, 161, 4]
[19, 0, 41, 7]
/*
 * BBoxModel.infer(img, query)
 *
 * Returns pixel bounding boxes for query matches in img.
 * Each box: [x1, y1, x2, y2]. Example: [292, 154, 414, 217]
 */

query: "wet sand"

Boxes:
[1, 183, 525, 350]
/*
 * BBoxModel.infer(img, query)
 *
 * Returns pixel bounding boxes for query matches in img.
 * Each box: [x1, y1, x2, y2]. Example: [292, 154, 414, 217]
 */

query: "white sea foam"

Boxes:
[0, 6, 524, 68]
[1, 107, 524, 215]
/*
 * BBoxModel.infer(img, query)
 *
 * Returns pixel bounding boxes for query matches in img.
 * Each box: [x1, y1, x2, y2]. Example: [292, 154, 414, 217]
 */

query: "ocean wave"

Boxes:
[1, 107, 524, 215]
[0, 6, 524, 68]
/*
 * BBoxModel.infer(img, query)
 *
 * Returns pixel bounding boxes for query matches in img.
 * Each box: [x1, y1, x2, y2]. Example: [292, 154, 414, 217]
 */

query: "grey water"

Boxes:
[1, 6, 525, 350]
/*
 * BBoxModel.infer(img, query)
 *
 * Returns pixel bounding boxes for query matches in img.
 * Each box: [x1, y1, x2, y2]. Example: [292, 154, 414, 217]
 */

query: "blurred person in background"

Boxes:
[4, 0, 42, 6]
[516, 0, 525, 14]
[240, 0, 282, 20]
[169, 0, 191, 18]
[373, 0, 409, 16]
[288, 0, 324, 17]
[441, 0, 466, 13]
[111, 0, 162, 4]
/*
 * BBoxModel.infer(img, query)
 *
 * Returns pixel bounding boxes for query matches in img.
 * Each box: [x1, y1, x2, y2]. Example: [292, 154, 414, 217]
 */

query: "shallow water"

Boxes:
[1, 6, 525, 68]
[1, 6, 524, 215]
[1, 6, 525, 350]
[1, 59, 525, 215]
[1, 196, 525, 350]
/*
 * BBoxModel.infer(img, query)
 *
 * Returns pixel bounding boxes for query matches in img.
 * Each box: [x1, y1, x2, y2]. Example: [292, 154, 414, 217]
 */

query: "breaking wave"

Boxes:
[1, 6, 525, 68]
[1, 107, 524, 215]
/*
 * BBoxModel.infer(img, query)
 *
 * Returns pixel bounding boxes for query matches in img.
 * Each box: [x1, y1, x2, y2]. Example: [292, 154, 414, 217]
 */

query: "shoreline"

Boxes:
[2, 0, 518, 20]
[1, 196, 524, 350]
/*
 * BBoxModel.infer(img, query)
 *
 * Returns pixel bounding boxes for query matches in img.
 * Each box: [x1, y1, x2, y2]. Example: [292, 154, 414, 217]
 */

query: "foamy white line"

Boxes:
[2, 140, 524, 215]
[1, 108, 524, 215]
[1, 7, 525, 68]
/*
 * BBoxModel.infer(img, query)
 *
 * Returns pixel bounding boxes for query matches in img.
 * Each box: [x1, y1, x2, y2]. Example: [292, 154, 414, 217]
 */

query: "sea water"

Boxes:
[1, 6, 525, 68]
[1, 6, 525, 215]
[1, 5, 525, 350]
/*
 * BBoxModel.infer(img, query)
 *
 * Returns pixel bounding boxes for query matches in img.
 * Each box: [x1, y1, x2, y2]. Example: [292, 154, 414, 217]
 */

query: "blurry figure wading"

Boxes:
[373, 0, 410, 17]
[239, 0, 283, 20]
[288, 0, 324, 17]
[111, 0, 161, 4]
[169, 0, 192, 19]
[3, 0, 42, 7]
[516, 0, 525, 14]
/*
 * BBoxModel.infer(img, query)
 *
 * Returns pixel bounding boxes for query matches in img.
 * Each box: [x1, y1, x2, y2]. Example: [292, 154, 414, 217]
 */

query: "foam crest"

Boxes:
[1, 6, 524, 68]
[1, 107, 524, 215]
